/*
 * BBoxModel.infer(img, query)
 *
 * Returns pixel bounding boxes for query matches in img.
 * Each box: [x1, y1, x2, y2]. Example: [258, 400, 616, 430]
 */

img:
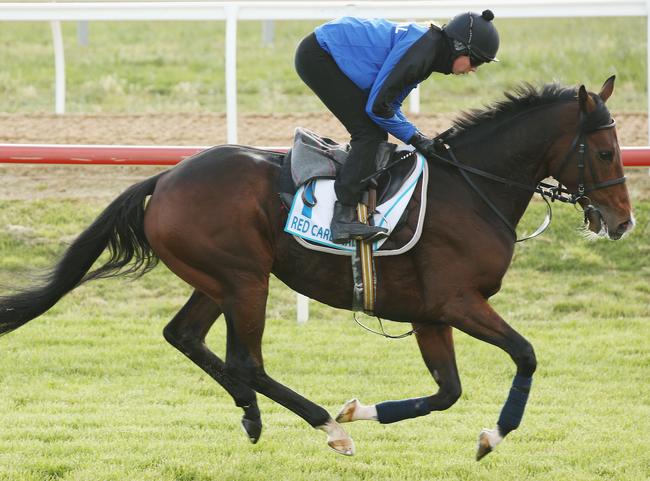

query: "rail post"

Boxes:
[50, 20, 65, 114]
[225, 5, 238, 144]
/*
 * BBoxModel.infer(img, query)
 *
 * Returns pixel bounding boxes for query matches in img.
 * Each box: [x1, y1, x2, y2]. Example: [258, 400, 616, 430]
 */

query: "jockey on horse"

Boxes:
[295, 10, 500, 243]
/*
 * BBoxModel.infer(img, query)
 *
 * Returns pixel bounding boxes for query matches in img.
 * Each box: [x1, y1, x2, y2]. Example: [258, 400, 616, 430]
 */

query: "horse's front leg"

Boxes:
[442, 291, 537, 461]
[336, 323, 462, 423]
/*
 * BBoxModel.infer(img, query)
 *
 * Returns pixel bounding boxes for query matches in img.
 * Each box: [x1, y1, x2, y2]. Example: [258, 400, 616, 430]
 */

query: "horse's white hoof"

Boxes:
[328, 437, 356, 456]
[335, 398, 359, 423]
[318, 419, 356, 456]
[476, 427, 502, 461]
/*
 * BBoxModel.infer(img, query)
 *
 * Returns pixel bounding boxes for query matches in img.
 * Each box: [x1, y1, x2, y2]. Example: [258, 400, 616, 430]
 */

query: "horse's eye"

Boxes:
[598, 150, 613, 162]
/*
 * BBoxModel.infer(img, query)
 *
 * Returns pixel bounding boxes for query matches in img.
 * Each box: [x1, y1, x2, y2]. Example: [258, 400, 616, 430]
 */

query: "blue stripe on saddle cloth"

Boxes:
[284, 153, 426, 253]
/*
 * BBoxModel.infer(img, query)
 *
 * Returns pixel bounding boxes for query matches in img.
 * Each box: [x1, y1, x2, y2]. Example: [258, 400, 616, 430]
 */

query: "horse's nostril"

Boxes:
[617, 220, 633, 234]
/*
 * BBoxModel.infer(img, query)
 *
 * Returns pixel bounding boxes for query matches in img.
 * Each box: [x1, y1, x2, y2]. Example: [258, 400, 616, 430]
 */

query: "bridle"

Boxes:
[429, 112, 625, 242]
[553, 116, 624, 203]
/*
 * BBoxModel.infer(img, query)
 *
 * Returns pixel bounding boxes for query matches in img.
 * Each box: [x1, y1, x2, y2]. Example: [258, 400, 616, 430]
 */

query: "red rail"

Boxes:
[0, 143, 648, 166]
[619, 147, 650, 167]
[0, 144, 210, 166]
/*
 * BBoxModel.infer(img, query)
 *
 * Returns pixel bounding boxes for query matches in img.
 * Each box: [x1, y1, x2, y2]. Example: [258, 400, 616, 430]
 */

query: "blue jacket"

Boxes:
[315, 17, 453, 143]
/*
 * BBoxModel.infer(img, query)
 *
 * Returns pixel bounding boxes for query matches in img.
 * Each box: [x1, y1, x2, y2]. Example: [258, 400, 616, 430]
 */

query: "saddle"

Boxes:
[277, 127, 418, 210]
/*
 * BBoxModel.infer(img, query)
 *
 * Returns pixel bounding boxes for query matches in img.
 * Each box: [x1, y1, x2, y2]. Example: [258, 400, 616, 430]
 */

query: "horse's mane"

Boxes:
[447, 83, 609, 139]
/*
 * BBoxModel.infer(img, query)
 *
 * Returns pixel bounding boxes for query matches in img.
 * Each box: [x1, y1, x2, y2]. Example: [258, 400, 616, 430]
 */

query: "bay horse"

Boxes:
[0, 77, 633, 460]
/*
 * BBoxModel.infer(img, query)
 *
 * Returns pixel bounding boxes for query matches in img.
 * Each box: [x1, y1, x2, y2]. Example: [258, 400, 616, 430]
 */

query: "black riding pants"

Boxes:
[295, 33, 387, 206]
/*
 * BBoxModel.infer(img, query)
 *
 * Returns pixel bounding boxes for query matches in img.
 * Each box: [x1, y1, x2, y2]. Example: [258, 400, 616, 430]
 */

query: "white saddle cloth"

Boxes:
[284, 152, 428, 256]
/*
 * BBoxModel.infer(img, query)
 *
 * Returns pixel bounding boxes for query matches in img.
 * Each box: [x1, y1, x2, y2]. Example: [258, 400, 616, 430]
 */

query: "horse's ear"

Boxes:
[578, 85, 596, 113]
[598, 75, 616, 103]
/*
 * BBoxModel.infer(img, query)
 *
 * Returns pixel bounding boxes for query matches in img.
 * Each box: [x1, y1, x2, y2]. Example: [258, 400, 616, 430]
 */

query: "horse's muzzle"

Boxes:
[609, 218, 635, 240]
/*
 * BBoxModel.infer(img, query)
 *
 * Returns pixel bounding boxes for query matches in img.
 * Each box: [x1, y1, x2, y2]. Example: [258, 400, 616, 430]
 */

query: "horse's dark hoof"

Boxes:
[241, 416, 263, 444]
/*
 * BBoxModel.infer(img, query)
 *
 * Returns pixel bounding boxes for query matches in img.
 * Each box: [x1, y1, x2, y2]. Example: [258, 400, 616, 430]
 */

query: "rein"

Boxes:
[430, 117, 624, 242]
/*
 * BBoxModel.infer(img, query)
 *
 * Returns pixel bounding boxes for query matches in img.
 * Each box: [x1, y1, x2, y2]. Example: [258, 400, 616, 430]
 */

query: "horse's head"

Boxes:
[549, 76, 634, 240]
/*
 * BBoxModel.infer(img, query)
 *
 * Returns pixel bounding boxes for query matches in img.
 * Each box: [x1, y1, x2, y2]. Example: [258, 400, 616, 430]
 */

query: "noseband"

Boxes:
[430, 113, 626, 242]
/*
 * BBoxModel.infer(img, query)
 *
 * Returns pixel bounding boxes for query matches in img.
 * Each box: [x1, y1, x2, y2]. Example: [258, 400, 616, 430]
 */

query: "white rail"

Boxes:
[0, 1, 645, 21]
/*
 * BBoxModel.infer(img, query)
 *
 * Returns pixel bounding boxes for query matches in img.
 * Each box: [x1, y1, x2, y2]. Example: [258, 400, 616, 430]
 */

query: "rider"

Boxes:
[295, 11, 500, 244]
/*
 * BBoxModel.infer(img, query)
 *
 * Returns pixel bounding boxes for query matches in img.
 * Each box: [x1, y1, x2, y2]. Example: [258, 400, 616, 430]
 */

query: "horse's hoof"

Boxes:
[241, 416, 262, 444]
[476, 431, 492, 460]
[476, 427, 501, 461]
[318, 418, 355, 456]
[328, 437, 356, 456]
[335, 398, 359, 423]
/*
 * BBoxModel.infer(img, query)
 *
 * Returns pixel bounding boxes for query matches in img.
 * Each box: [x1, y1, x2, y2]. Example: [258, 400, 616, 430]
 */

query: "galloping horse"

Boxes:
[0, 77, 633, 459]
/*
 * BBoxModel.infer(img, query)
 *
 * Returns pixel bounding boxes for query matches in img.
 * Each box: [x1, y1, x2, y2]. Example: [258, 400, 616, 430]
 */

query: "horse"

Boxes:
[0, 77, 633, 460]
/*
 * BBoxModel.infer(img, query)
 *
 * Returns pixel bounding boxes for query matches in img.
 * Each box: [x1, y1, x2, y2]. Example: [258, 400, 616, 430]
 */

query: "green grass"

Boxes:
[0, 190, 648, 480]
[0, 16, 646, 114]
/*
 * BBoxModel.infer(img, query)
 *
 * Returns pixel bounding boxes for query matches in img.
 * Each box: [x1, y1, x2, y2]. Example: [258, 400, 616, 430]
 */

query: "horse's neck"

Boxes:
[450, 119, 560, 233]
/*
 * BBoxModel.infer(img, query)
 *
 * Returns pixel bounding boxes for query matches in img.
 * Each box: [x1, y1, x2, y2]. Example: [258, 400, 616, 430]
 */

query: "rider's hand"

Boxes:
[408, 131, 445, 158]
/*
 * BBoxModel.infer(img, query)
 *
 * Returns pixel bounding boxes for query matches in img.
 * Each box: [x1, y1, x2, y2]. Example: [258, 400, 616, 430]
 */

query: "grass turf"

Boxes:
[0, 191, 647, 480]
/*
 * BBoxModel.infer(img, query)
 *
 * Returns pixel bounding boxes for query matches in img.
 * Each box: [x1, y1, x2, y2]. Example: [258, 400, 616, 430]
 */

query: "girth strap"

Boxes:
[351, 203, 376, 314]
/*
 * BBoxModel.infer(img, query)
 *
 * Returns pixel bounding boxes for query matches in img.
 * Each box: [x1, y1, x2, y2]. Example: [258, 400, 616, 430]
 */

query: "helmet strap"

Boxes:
[467, 13, 474, 47]
[466, 13, 475, 59]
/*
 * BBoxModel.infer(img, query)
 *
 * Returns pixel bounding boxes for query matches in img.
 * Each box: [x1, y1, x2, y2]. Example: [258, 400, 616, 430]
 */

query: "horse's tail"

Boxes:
[0, 173, 165, 337]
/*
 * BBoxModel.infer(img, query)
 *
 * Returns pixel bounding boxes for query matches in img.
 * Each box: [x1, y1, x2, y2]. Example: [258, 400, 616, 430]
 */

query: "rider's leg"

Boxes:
[330, 135, 389, 243]
[295, 33, 389, 242]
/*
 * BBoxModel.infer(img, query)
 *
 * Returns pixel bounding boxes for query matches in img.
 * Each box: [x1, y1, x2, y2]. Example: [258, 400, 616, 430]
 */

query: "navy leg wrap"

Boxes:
[497, 374, 532, 436]
[376, 397, 431, 424]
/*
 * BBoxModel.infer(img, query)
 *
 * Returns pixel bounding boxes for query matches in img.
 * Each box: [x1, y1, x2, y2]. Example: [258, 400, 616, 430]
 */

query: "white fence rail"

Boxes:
[0, 1, 645, 21]
[0, 1, 648, 323]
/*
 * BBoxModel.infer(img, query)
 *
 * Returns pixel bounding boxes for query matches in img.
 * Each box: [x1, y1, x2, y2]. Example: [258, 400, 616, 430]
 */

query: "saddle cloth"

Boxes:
[280, 129, 429, 256]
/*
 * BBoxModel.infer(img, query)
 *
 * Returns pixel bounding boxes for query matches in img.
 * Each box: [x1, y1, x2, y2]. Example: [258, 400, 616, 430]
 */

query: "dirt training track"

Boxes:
[0, 112, 647, 201]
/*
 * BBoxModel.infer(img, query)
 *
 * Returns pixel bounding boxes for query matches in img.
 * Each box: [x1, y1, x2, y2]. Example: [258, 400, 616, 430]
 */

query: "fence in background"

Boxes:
[0, 1, 648, 142]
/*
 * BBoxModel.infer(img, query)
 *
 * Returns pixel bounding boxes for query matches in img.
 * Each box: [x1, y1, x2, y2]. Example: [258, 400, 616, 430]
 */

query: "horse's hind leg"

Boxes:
[163, 290, 262, 443]
[223, 285, 355, 455]
[336, 324, 462, 424]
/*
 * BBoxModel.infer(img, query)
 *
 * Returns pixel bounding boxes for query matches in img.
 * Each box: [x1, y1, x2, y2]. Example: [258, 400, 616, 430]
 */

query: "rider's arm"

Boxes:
[366, 26, 442, 143]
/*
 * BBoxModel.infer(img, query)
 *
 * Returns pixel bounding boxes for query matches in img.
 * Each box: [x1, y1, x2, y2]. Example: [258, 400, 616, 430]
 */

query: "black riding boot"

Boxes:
[330, 201, 388, 244]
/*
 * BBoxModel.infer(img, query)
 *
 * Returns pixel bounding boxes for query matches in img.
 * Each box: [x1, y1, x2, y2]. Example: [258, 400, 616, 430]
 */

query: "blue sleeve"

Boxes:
[388, 86, 417, 133]
[365, 35, 420, 143]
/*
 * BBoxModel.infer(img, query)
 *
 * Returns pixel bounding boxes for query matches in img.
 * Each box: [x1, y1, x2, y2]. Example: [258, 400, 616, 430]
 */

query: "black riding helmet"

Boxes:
[443, 10, 500, 66]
